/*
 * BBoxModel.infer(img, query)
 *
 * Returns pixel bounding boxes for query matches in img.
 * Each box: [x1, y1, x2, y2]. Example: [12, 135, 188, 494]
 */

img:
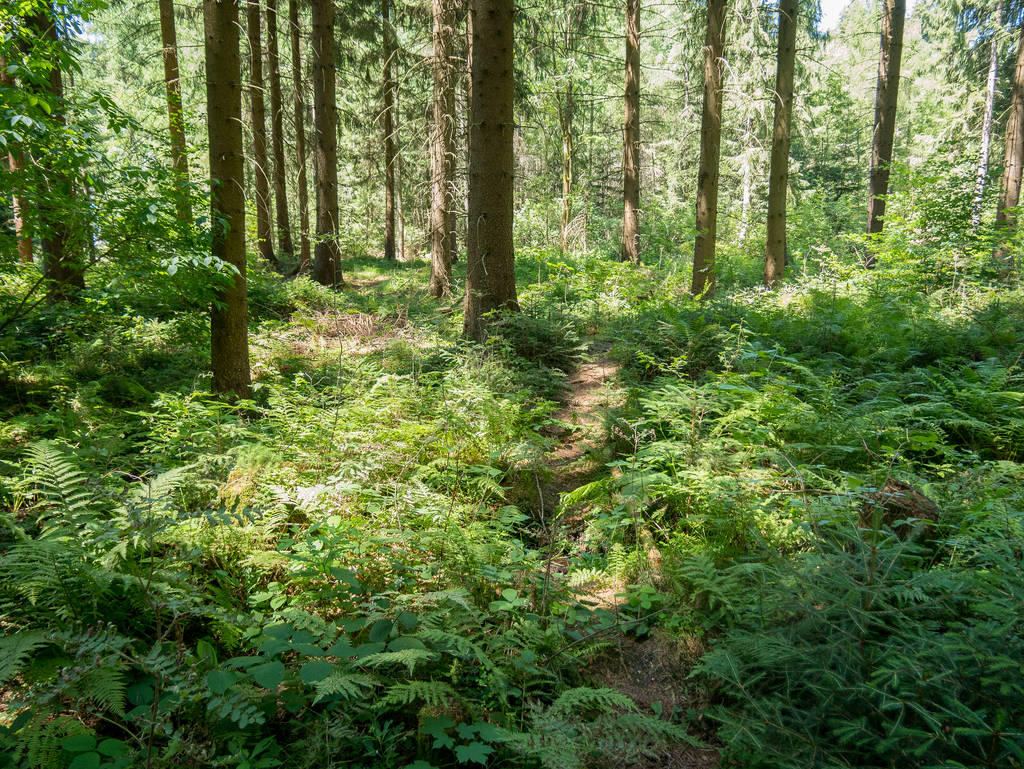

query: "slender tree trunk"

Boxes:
[559, 86, 575, 252]
[204, 0, 252, 398]
[973, 22, 1000, 229]
[429, 0, 456, 297]
[865, 0, 906, 254]
[620, 0, 640, 263]
[1, 56, 32, 262]
[247, 0, 276, 268]
[396, 80, 405, 259]
[310, 0, 343, 285]
[266, 0, 294, 256]
[692, 0, 727, 297]
[382, 0, 397, 261]
[158, 0, 191, 224]
[31, 10, 83, 299]
[463, 0, 518, 340]
[996, 22, 1024, 272]
[288, 0, 311, 270]
[764, 0, 796, 287]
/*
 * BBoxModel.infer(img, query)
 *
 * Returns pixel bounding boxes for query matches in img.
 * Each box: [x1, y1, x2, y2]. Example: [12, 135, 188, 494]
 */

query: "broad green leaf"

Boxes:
[249, 661, 286, 690]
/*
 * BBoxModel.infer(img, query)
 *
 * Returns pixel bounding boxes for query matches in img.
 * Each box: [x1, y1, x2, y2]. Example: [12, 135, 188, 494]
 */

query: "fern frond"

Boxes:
[381, 680, 457, 707]
[359, 648, 437, 674]
[0, 631, 49, 684]
[70, 666, 127, 716]
[25, 441, 94, 520]
[313, 670, 376, 704]
[548, 687, 637, 717]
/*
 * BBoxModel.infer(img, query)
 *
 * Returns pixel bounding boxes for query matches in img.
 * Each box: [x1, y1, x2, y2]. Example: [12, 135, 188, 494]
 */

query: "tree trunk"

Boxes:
[204, 0, 252, 398]
[620, 0, 640, 263]
[310, 0, 343, 285]
[996, 22, 1024, 272]
[973, 8, 1002, 229]
[692, 0, 727, 297]
[266, 0, 294, 257]
[382, 0, 397, 261]
[463, 0, 518, 340]
[559, 85, 575, 252]
[396, 84, 405, 259]
[288, 0, 311, 270]
[865, 0, 906, 253]
[247, 0, 276, 268]
[429, 0, 456, 297]
[158, 0, 191, 225]
[31, 10, 83, 299]
[0, 56, 32, 262]
[764, 0, 797, 287]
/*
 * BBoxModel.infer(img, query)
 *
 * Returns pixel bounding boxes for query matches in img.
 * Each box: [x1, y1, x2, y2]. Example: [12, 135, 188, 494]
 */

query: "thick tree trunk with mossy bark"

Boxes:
[266, 0, 293, 257]
[620, 0, 640, 263]
[865, 0, 905, 254]
[310, 0, 343, 285]
[288, 0, 311, 270]
[996, 23, 1024, 272]
[247, 0, 276, 269]
[463, 0, 518, 341]
[692, 0, 727, 298]
[429, 0, 456, 297]
[764, 0, 796, 287]
[382, 0, 397, 261]
[205, 0, 252, 398]
[158, 0, 191, 225]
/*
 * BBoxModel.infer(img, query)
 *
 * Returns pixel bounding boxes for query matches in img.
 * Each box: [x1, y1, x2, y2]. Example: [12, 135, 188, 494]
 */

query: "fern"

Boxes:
[24, 441, 96, 525]
[68, 666, 127, 716]
[381, 680, 457, 708]
[313, 670, 376, 703]
[359, 648, 437, 674]
[548, 687, 636, 717]
[0, 631, 49, 684]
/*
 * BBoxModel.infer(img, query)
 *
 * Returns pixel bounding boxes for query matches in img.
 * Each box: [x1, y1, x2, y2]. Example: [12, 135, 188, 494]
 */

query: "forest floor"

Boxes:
[3, 250, 1024, 768]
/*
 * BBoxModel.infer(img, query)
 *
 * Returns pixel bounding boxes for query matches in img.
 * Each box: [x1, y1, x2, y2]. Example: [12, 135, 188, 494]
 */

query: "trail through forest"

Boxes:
[542, 347, 719, 769]
[545, 347, 620, 508]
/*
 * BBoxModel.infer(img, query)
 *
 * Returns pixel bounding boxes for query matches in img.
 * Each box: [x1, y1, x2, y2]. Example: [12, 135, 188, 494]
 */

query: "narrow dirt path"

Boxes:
[542, 348, 621, 512]
[539, 346, 720, 769]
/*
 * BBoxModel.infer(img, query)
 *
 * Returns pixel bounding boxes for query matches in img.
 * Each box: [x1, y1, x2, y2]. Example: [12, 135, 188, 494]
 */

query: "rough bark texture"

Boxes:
[692, 0, 727, 297]
[1, 55, 32, 262]
[996, 23, 1024, 271]
[204, 0, 252, 398]
[310, 0, 343, 285]
[764, 0, 797, 287]
[382, 0, 397, 261]
[620, 0, 640, 263]
[429, 0, 456, 297]
[266, 0, 293, 257]
[973, 6, 1002, 229]
[463, 0, 518, 341]
[158, 0, 191, 224]
[247, 0, 276, 268]
[866, 0, 906, 251]
[32, 11, 83, 299]
[288, 0, 311, 269]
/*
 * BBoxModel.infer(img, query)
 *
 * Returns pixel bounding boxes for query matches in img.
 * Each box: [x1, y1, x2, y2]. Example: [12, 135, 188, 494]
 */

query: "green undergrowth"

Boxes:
[2, 249, 1024, 768]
